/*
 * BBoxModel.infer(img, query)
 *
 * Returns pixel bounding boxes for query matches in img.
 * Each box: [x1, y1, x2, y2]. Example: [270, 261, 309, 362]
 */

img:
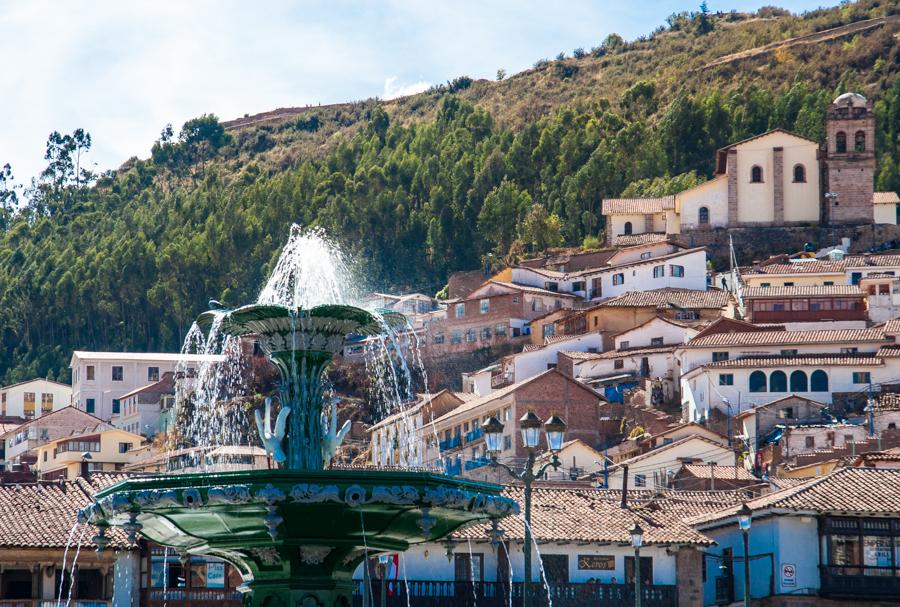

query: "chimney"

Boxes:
[621, 464, 629, 508]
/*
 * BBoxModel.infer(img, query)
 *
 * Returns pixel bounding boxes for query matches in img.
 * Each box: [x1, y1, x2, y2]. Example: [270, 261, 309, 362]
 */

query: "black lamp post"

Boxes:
[482, 411, 566, 607]
[738, 503, 752, 607]
[630, 522, 644, 607]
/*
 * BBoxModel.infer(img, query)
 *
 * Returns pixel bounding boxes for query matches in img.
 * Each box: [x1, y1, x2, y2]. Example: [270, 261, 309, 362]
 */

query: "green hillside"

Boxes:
[1, 0, 899, 384]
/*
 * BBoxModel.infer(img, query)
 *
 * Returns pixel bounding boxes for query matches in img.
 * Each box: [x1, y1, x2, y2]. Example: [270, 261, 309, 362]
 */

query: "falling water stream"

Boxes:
[64, 517, 92, 607]
[520, 517, 554, 607]
[467, 538, 479, 606]
[57, 521, 80, 607]
[499, 541, 514, 607]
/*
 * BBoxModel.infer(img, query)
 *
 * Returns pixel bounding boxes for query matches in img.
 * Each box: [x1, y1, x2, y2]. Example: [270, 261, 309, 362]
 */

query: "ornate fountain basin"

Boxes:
[89, 469, 517, 607]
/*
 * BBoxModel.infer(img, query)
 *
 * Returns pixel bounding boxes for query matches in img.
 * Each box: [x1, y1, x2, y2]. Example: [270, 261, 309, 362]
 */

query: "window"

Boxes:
[148, 367, 160, 382]
[824, 281, 834, 286]
[781, 349, 798, 356]
[613, 273, 624, 285]
[112, 366, 124, 381]
[480, 327, 492, 340]
[465, 329, 476, 343]
[769, 370, 787, 392]
[639, 252, 652, 260]
[699, 206, 709, 224]
[790, 370, 808, 392]
[749, 371, 767, 392]
[119, 442, 132, 454]
[851, 272, 862, 285]
[112, 399, 121, 415]
[805, 436, 815, 448]
[623, 221, 633, 235]
[781, 407, 795, 419]
[479, 299, 490, 314]
[836, 131, 847, 153]
[712, 352, 729, 362]
[760, 282, 770, 288]
[614, 359, 624, 370]
[495, 324, 507, 337]
[650, 337, 664, 346]
[719, 374, 734, 386]
[783, 282, 795, 287]
[544, 282, 559, 292]
[811, 370, 829, 392]
[853, 372, 871, 384]
[634, 474, 646, 487]
[572, 281, 586, 292]
[670, 265, 685, 277]
[41, 393, 53, 415]
[23, 392, 35, 418]
[86, 399, 96, 414]
[793, 164, 806, 183]
[620, 341, 630, 350]
[854, 130, 866, 153]
[451, 331, 462, 344]
[86, 365, 95, 381]
[455, 303, 465, 318]
[841, 347, 859, 354]
[653, 265, 665, 278]
[542, 323, 556, 338]
[751, 165, 763, 183]
[433, 334, 445, 345]
[674, 310, 699, 321]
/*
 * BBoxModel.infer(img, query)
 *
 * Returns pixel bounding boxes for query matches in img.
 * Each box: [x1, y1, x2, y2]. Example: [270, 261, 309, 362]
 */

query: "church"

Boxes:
[602, 92, 900, 245]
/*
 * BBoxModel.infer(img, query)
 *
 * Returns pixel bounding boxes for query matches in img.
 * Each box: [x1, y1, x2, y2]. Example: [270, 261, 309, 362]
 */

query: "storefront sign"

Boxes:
[578, 555, 615, 570]
[207, 562, 225, 588]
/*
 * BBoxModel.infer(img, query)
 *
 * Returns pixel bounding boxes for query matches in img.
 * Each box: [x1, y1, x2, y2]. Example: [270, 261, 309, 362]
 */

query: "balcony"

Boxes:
[465, 427, 483, 443]
[444, 462, 461, 476]
[491, 372, 513, 389]
[820, 565, 900, 598]
[464, 456, 490, 471]
[352, 581, 677, 607]
[439, 436, 461, 451]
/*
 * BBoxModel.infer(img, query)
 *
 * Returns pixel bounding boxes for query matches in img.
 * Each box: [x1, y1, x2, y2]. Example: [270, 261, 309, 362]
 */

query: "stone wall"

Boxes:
[672, 224, 900, 271]
[676, 547, 705, 607]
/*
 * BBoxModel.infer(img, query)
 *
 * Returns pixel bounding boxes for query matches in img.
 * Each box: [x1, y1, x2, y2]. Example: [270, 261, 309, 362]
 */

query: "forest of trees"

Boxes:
[0, 4, 899, 385]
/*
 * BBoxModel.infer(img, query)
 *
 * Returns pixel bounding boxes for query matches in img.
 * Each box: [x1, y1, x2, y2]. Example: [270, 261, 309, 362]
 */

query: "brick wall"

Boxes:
[824, 99, 876, 225]
[425, 291, 526, 355]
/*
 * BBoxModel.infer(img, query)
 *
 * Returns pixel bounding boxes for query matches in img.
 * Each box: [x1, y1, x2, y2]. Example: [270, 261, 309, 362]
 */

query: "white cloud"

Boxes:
[383, 77, 431, 100]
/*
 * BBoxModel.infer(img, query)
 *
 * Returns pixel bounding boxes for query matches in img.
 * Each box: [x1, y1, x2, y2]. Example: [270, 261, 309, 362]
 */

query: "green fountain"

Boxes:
[86, 297, 516, 606]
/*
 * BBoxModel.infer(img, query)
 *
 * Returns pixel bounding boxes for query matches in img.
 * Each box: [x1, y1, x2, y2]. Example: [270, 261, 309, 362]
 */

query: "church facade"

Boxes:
[602, 92, 898, 245]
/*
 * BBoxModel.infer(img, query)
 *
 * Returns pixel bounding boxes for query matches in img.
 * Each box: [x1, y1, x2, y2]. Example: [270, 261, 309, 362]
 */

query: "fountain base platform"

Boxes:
[90, 469, 516, 607]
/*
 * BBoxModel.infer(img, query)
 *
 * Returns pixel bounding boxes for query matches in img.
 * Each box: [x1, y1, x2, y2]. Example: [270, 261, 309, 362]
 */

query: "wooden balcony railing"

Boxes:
[352, 580, 678, 607]
[820, 565, 900, 598]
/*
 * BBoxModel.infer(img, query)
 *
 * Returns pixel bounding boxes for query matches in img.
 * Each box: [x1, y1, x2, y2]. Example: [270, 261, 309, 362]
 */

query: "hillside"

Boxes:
[0, 0, 899, 385]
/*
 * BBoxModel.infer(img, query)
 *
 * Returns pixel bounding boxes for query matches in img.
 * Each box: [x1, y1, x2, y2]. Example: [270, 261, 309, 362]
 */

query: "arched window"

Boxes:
[789, 370, 808, 392]
[836, 131, 847, 154]
[769, 370, 787, 392]
[855, 130, 866, 153]
[751, 165, 764, 183]
[623, 221, 633, 235]
[699, 206, 709, 225]
[793, 164, 806, 183]
[810, 370, 829, 392]
[749, 370, 767, 393]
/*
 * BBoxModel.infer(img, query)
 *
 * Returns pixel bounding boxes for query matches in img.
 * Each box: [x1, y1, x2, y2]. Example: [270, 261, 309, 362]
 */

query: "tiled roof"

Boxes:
[704, 354, 883, 369]
[0, 475, 130, 549]
[690, 468, 900, 527]
[602, 197, 675, 215]
[845, 254, 900, 268]
[598, 288, 729, 309]
[486, 281, 579, 299]
[588, 346, 676, 360]
[883, 318, 900, 334]
[876, 346, 900, 358]
[0, 378, 71, 391]
[610, 435, 731, 470]
[613, 233, 668, 246]
[744, 260, 847, 275]
[680, 464, 759, 482]
[0, 406, 108, 439]
[454, 486, 717, 546]
[854, 447, 900, 464]
[683, 328, 885, 348]
[742, 285, 863, 298]
[873, 192, 900, 204]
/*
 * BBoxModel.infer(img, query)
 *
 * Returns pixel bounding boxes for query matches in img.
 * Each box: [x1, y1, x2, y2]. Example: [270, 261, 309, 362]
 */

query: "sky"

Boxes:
[0, 0, 833, 186]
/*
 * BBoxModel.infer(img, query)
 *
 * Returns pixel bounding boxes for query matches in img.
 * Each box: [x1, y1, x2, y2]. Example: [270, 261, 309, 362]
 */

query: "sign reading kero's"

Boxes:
[578, 555, 615, 570]
[781, 563, 797, 587]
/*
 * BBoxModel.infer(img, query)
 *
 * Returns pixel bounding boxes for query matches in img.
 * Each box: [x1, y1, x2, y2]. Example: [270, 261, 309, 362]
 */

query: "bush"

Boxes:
[447, 76, 473, 93]
[582, 235, 601, 249]
[573, 47, 586, 59]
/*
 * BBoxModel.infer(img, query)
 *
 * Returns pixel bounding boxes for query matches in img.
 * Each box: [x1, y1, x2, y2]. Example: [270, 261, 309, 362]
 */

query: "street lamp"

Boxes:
[630, 522, 644, 607]
[738, 503, 752, 607]
[482, 411, 567, 607]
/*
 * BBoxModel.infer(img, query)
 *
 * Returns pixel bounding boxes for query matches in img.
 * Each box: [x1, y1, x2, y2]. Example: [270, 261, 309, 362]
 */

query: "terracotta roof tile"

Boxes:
[704, 354, 883, 369]
[613, 233, 668, 246]
[873, 192, 900, 204]
[684, 328, 885, 348]
[598, 289, 729, 310]
[845, 254, 900, 268]
[742, 285, 863, 298]
[680, 464, 759, 481]
[691, 468, 900, 527]
[602, 197, 675, 215]
[744, 260, 847, 275]
[455, 486, 729, 545]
